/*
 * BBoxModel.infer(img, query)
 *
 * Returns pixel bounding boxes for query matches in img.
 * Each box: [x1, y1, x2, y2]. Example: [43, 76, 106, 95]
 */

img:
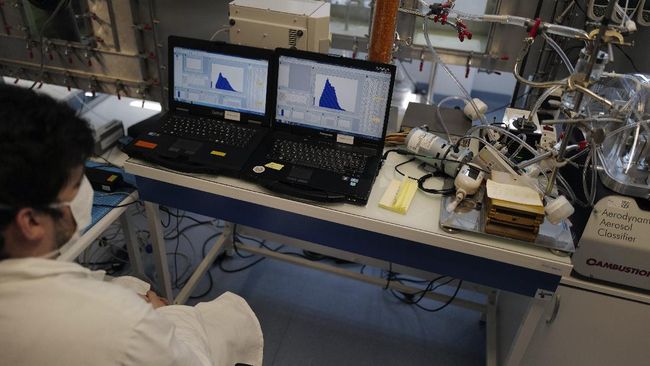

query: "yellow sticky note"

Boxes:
[210, 150, 226, 157]
[265, 162, 284, 171]
[379, 177, 418, 214]
[107, 174, 118, 183]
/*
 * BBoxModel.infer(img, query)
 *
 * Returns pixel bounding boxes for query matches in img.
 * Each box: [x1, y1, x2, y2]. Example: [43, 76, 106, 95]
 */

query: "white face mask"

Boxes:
[50, 175, 94, 248]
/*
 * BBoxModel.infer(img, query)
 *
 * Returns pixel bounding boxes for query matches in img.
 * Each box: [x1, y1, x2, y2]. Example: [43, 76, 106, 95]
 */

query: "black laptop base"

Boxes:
[126, 128, 268, 176]
[242, 134, 382, 205]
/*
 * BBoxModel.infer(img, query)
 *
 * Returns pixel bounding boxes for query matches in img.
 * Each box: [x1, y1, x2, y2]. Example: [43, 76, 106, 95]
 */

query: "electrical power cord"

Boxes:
[93, 200, 141, 208]
[390, 278, 464, 313]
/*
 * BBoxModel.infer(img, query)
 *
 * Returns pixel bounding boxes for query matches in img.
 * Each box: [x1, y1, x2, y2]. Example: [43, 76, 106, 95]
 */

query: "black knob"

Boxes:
[297, 30, 303, 37]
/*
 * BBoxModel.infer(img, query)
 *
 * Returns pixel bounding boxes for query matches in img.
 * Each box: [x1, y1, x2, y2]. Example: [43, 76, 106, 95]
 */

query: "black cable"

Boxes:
[201, 232, 223, 258]
[391, 280, 434, 305]
[231, 225, 254, 258]
[233, 238, 255, 259]
[383, 149, 467, 195]
[218, 256, 266, 273]
[217, 235, 286, 273]
[276, 251, 311, 259]
[164, 221, 213, 240]
[383, 263, 394, 290]
[259, 241, 284, 252]
[383, 149, 489, 174]
[159, 206, 173, 228]
[393, 158, 417, 179]
[189, 268, 214, 299]
[101, 231, 123, 242]
[174, 211, 180, 289]
[393, 275, 442, 285]
[392, 276, 449, 305]
[389, 277, 462, 313]
[160, 206, 214, 226]
[414, 279, 463, 312]
[417, 173, 455, 195]
[236, 234, 283, 254]
[235, 232, 266, 245]
[93, 200, 141, 208]
[614, 44, 642, 73]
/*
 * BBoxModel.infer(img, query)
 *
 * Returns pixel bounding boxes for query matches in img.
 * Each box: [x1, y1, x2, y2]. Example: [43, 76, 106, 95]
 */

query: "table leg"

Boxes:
[144, 201, 173, 302]
[503, 290, 552, 366]
[485, 290, 498, 366]
[174, 223, 233, 305]
[120, 213, 145, 279]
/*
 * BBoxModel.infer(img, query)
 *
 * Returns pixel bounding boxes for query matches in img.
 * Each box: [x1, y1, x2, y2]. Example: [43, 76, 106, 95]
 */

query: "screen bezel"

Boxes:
[272, 48, 396, 149]
[167, 35, 277, 125]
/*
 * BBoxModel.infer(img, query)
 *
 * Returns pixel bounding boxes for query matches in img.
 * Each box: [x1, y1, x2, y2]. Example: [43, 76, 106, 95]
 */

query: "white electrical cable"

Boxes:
[422, 18, 488, 125]
[209, 27, 229, 41]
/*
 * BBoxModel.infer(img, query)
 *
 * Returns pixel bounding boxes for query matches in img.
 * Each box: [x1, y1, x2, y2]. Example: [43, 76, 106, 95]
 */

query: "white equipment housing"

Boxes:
[229, 0, 330, 53]
[573, 195, 650, 291]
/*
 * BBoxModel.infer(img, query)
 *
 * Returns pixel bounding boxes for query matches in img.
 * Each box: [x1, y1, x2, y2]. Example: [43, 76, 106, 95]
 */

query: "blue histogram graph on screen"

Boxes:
[318, 79, 344, 111]
[315, 75, 358, 112]
[211, 64, 244, 93]
[215, 72, 237, 92]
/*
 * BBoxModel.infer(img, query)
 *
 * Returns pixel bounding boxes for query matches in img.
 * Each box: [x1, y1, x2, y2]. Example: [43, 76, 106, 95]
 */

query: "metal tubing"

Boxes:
[546, 0, 618, 195]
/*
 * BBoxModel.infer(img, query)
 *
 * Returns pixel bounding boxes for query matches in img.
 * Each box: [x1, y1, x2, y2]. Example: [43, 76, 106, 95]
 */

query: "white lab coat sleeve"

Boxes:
[156, 305, 213, 361]
[156, 292, 263, 366]
[194, 292, 264, 366]
[119, 305, 212, 366]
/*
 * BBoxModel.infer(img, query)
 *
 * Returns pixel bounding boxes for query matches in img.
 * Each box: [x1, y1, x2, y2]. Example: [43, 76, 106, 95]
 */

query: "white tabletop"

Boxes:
[125, 152, 572, 278]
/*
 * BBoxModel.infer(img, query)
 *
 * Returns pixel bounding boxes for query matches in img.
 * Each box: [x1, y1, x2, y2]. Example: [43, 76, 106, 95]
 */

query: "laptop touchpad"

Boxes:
[169, 139, 201, 155]
[288, 166, 313, 183]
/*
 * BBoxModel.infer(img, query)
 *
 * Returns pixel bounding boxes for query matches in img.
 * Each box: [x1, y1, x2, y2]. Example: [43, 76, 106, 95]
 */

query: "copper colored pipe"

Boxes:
[368, 0, 399, 63]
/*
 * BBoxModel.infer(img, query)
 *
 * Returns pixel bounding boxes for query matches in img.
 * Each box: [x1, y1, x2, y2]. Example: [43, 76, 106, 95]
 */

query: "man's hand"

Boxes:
[142, 290, 169, 309]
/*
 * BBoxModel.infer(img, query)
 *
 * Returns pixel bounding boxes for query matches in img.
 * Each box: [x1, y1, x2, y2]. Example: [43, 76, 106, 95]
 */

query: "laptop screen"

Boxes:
[172, 46, 268, 116]
[275, 55, 393, 141]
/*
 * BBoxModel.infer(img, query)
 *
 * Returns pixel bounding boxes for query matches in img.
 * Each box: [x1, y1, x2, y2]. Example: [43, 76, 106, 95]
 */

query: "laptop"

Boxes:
[125, 36, 275, 175]
[244, 49, 396, 205]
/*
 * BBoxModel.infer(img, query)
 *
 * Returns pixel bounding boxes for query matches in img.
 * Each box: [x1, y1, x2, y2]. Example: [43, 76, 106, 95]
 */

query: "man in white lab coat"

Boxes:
[0, 84, 263, 366]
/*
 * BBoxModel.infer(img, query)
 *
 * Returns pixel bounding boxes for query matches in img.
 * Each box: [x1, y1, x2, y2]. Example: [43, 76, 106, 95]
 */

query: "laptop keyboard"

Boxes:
[267, 139, 367, 176]
[161, 115, 256, 148]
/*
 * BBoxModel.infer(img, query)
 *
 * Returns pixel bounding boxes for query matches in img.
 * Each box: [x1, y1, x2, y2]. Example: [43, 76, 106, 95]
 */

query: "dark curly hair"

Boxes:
[0, 84, 94, 258]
